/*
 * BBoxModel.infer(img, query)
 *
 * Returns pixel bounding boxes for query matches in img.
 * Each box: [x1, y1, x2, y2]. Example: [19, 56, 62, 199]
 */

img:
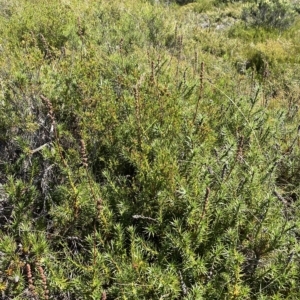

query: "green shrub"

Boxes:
[1, 0, 300, 299]
[242, 0, 297, 30]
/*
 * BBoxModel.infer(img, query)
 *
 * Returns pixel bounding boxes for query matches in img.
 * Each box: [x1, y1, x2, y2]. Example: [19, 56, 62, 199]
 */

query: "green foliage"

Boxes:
[242, 0, 297, 30]
[1, 0, 300, 299]
[214, 0, 251, 3]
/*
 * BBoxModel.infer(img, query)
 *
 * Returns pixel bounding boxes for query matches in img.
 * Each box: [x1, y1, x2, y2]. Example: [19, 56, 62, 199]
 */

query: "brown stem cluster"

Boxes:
[39, 34, 52, 60]
[25, 263, 37, 298]
[80, 139, 88, 167]
[37, 263, 49, 300]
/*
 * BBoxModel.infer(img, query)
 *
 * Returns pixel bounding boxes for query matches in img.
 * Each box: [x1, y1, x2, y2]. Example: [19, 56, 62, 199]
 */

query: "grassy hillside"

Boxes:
[1, 0, 300, 298]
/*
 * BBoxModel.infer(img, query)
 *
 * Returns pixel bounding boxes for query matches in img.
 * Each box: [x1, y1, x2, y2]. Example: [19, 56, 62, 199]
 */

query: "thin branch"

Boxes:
[29, 143, 50, 154]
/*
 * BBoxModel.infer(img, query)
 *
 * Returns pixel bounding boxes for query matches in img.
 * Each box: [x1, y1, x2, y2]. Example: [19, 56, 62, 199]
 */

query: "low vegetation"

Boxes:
[1, 0, 300, 298]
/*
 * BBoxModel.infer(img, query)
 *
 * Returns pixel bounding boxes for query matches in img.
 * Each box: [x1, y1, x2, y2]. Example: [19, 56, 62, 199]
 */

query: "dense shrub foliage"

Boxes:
[242, 0, 297, 30]
[1, 0, 300, 299]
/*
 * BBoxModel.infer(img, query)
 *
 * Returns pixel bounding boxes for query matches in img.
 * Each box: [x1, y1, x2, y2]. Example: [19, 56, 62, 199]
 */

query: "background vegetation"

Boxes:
[1, 0, 300, 298]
